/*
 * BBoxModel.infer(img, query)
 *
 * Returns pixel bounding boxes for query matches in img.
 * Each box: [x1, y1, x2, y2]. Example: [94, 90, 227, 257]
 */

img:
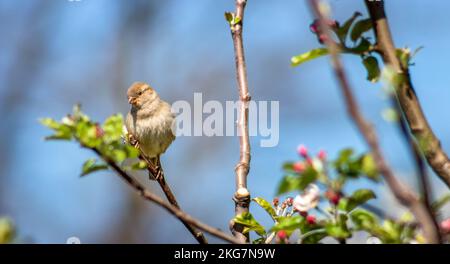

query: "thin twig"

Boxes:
[89, 148, 242, 244]
[228, 0, 252, 243]
[138, 152, 208, 244]
[308, 0, 440, 243]
[365, 0, 450, 189]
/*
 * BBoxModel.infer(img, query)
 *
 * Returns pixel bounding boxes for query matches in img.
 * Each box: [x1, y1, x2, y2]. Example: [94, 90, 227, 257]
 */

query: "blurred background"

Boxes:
[0, 0, 449, 243]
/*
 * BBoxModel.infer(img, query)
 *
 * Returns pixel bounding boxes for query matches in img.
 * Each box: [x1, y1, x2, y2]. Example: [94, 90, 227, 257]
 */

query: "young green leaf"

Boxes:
[81, 158, 108, 176]
[253, 197, 277, 219]
[40, 118, 72, 140]
[276, 175, 300, 195]
[350, 208, 378, 230]
[350, 19, 372, 42]
[360, 154, 379, 180]
[362, 56, 381, 82]
[102, 114, 124, 143]
[0, 217, 15, 244]
[298, 166, 318, 190]
[345, 189, 376, 211]
[348, 38, 372, 53]
[291, 48, 329, 67]
[271, 216, 304, 232]
[336, 12, 362, 42]
[363, 56, 381, 83]
[325, 222, 351, 239]
[432, 193, 450, 212]
[233, 212, 266, 236]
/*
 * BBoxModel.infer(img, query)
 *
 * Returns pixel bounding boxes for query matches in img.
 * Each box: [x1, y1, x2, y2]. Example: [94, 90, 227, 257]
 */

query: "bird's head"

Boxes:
[127, 82, 159, 109]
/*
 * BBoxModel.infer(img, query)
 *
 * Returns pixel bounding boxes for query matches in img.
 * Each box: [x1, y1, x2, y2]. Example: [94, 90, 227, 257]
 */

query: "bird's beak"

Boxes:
[128, 97, 136, 105]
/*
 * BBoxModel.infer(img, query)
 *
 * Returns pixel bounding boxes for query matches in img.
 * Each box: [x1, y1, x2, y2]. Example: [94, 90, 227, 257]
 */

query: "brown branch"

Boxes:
[90, 148, 242, 244]
[365, 0, 450, 189]
[138, 153, 208, 244]
[228, 0, 252, 243]
[308, 0, 440, 243]
[390, 98, 442, 242]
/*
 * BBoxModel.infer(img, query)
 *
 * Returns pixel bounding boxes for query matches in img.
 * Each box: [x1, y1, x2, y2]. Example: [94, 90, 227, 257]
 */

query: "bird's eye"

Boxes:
[138, 91, 143, 95]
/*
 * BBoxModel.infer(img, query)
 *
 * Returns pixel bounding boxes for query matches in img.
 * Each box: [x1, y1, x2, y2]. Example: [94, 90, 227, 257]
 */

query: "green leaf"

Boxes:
[282, 162, 294, 172]
[298, 166, 318, 190]
[224, 12, 233, 23]
[40, 118, 61, 130]
[76, 121, 101, 148]
[0, 217, 15, 244]
[362, 56, 381, 82]
[233, 212, 266, 236]
[40, 118, 72, 140]
[360, 154, 379, 180]
[276, 166, 318, 195]
[350, 208, 378, 230]
[276, 175, 300, 195]
[253, 197, 277, 219]
[271, 216, 304, 232]
[336, 12, 362, 42]
[432, 193, 450, 212]
[325, 221, 351, 239]
[224, 12, 241, 26]
[348, 38, 371, 53]
[81, 158, 108, 176]
[345, 189, 376, 211]
[291, 48, 329, 67]
[131, 160, 148, 170]
[252, 237, 265, 244]
[301, 229, 328, 244]
[350, 19, 372, 42]
[110, 149, 127, 163]
[102, 114, 124, 143]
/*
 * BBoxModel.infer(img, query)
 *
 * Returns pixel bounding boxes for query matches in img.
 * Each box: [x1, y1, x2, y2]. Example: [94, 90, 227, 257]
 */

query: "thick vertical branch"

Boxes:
[308, 0, 440, 243]
[228, 0, 252, 243]
[365, 0, 450, 189]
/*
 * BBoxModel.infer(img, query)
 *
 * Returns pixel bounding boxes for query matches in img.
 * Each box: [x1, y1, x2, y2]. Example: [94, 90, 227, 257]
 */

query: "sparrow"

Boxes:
[125, 82, 176, 179]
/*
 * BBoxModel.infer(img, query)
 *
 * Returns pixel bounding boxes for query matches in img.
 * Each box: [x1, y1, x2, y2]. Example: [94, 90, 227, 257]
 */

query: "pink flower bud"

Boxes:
[286, 197, 294, 206]
[306, 215, 316, 225]
[293, 162, 306, 173]
[318, 34, 329, 44]
[440, 218, 450, 234]
[309, 19, 320, 33]
[272, 197, 279, 207]
[325, 189, 341, 205]
[318, 150, 327, 161]
[297, 144, 308, 157]
[95, 124, 104, 138]
[277, 230, 287, 240]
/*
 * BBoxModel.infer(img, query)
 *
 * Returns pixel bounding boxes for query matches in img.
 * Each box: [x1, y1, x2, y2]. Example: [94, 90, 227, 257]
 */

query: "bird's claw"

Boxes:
[128, 134, 140, 149]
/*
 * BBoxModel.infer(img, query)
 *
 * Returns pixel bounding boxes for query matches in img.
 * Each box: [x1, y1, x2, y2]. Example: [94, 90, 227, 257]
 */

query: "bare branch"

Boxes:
[137, 151, 208, 244]
[228, 0, 252, 243]
[308, 0, 440, 243]
[365, 0, 450, 189]
[89, 148, 242, 244]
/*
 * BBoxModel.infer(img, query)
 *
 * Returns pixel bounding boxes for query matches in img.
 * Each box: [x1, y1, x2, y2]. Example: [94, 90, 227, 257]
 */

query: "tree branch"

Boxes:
[389, 98, 442, 242]
[228, 0, 252, 243]
[365, 0, 450, 189]
[89, 148, 242, 244]
[308, 0, 440, 243]
[137, 152, 208, 244]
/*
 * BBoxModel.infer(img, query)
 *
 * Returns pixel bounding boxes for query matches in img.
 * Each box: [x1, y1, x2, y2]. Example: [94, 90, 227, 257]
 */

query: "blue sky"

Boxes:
[1, 0, 450, 243]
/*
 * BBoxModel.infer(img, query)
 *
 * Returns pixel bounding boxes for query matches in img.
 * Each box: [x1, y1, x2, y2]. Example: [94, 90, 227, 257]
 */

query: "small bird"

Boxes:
[125, 82, 176, 179]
